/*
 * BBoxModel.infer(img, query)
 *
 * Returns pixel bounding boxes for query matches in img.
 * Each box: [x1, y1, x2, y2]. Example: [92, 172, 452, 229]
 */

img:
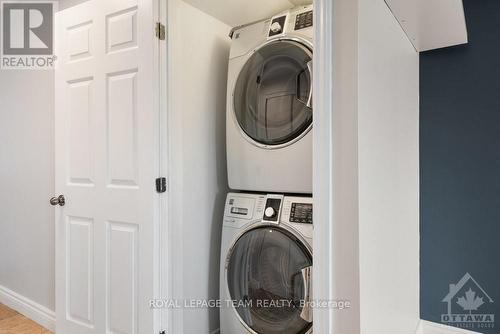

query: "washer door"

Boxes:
[226, 226, 313, 334]
[233, 39, 313, 147]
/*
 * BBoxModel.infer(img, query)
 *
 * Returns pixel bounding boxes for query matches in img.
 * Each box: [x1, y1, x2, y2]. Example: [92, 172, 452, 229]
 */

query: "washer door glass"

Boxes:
[233, 40, 313, 146]
[227, 226, 313, 334]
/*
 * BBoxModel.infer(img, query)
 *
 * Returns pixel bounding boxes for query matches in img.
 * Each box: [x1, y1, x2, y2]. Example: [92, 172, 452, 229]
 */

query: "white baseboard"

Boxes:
[418, 320, 482, 334]
[0, 284, 55, 332]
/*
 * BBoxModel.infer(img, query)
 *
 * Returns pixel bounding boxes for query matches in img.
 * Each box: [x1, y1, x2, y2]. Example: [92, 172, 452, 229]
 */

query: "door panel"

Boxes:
[67, 216, 94, 327]
[55, 0, 157, 333]
[67, 78, 94, 186]
[106, 70, 139, 188]
[107, 222, 138, 334]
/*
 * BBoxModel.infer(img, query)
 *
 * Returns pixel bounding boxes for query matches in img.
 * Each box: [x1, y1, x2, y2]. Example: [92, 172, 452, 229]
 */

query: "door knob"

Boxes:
[50, 195, 65, 206]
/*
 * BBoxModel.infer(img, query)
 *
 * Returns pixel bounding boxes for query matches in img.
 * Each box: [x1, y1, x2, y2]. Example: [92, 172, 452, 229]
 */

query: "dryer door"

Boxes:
[233, 39, 313, 147]
[226, 225, 312, 334]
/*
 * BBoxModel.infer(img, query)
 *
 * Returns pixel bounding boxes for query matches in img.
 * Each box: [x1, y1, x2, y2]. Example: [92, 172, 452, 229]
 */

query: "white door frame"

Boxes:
[311, 0, 336, 332]
[159, 0, 337, 332]
[160, 0, 179, 333]
[157, 0, 170, 332]
[155, 0, 168, 332]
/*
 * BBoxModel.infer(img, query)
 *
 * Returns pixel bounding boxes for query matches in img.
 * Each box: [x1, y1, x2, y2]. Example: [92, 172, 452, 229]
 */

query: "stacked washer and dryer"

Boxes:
[220, 5, 314, 334]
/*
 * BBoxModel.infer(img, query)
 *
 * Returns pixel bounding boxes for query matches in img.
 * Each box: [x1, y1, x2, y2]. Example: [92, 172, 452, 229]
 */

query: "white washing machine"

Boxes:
[227, 5, 314, 193]
[220, 192, 313, 334]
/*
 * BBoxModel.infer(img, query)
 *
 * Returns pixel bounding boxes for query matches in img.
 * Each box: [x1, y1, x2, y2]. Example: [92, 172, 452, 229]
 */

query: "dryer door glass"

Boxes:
[227, 226, 313, 334]
[233, 40, 313, 146]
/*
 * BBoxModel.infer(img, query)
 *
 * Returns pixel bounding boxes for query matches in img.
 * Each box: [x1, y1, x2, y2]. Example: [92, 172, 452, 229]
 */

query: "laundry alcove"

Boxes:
[163, 1, 314, 333]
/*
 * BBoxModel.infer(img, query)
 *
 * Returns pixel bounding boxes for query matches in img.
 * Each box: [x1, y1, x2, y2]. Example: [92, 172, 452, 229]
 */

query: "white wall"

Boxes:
[0, 0, 90, 317]
[0, 0, 90, 318]
[167, 1, 230, 333]
[329, 0, 362, 332]
[358, 0, 419, 333]
[0, 70, 55, 312]
[329, 0, 419, 333]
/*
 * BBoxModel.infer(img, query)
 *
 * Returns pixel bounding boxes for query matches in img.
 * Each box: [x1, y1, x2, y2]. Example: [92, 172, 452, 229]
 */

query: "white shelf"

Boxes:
[384, 0, 468, 51]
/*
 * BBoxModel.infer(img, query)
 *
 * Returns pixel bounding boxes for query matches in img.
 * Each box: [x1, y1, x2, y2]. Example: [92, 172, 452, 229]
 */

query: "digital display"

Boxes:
[231, 207, 248, 215]
[290, 203, 313, 224]
[294, 10, 313, 31]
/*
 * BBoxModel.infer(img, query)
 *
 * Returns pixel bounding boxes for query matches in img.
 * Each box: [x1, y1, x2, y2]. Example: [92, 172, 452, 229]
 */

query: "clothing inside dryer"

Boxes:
[227, 226, 312, 334]
[234, 40, 313, 146]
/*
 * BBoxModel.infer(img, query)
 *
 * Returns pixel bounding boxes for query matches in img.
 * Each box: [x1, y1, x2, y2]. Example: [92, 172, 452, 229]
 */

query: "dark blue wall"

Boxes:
[420, 1, 500, 332]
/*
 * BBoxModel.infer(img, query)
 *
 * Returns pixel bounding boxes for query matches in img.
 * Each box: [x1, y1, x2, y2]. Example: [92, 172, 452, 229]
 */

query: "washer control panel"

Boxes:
[294, 10, 313, 31]
[224, 193, 266, 227]
[224, 193, 312, 239]
[289, 202, 313, 224]
[225, 195, 256, 220]
[262, 194, 284, 223]
[281, 195, 313, 239]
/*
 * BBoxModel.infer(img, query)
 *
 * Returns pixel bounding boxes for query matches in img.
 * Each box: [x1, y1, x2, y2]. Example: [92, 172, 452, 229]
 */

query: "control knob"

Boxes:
[264, 207, 275, 218]
[270, 22, 282, 33]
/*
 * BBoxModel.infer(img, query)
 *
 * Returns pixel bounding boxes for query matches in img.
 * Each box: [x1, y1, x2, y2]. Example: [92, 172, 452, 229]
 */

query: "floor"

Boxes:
[0, 304, 52, 334]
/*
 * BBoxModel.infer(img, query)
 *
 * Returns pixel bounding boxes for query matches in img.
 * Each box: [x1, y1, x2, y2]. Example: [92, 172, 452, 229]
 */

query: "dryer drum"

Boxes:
[226, 225, 313, 334]
[233, 40, 313, 147]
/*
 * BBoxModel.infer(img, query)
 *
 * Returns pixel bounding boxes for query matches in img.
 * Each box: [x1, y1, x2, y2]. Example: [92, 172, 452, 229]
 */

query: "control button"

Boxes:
[270, 22, 282, 33]
[264, 207, 275, 218]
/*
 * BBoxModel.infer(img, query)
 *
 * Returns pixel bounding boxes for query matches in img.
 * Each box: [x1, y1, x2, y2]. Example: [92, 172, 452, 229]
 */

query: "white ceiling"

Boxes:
[183, 0, 312, 27]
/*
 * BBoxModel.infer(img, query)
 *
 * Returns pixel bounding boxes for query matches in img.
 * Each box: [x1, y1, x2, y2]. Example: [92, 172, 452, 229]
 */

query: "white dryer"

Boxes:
[227, 5, 314, 193]
[220, 192, 313, 334]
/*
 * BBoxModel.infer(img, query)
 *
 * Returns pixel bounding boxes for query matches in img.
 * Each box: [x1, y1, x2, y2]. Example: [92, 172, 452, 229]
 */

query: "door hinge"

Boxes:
[155, 22, 166, 40]
[155, 177, 167, 193]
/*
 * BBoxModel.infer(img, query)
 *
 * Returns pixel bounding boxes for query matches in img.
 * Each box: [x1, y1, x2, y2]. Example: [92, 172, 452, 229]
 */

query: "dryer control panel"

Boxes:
[294, 10, 313, 31]
[267, 5, 313, 39]
[268, 15, 287, 37]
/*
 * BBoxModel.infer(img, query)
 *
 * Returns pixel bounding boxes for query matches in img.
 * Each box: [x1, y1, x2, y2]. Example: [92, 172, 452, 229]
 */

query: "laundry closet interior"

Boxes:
[165, 1, 315, 333]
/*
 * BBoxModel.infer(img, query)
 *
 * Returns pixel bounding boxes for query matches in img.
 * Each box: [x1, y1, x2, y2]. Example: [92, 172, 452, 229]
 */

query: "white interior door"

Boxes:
[54, 0, 159, 333]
